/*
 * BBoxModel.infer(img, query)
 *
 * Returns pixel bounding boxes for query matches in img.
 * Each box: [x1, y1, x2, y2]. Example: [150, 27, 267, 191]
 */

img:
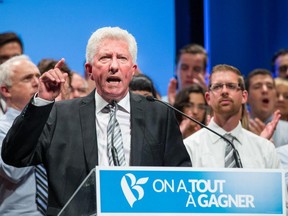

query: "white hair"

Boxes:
[0, 54, 31, 87]
[86, 26, 137, 64]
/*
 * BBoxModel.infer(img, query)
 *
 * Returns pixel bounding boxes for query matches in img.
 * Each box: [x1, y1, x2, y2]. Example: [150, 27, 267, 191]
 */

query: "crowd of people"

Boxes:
[0, 27, 288, 215]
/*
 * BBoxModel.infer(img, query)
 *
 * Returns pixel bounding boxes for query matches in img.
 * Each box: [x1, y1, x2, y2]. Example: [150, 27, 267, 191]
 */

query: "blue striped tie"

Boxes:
[107, 102, 126, 166]
[35, 164, 48, 215]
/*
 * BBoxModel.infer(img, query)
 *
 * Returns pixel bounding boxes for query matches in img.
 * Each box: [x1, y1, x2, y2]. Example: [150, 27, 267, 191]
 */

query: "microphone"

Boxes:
[146, 96, 243, 168]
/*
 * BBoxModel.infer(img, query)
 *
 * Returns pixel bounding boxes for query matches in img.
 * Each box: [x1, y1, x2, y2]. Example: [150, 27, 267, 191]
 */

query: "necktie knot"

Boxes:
[108, 103, 115, 110]
[107, 100, 118, 114]
[102, 102, 117, 114]
[108, 104, 116, 115]
[223, 133, 236, 144]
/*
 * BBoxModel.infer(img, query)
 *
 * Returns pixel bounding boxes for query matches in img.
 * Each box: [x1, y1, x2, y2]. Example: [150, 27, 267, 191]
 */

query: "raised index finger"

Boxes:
[54, 58, 65, 69]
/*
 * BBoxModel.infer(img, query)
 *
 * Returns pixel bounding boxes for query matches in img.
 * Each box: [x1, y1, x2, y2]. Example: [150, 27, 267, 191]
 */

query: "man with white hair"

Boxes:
[0, 55, 43, 215]
[2, 27, 191, 215]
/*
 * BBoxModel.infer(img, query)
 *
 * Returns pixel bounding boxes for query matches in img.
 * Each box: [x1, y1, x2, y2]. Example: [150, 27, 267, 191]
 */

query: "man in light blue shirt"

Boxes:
[245, 68, 288, 148]
[0, 55, 42, 215]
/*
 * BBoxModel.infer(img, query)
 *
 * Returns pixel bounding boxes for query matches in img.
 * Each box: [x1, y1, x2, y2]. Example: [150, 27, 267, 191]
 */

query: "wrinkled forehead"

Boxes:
[95, 38, 131, 58]
[12, 60, 39, 74]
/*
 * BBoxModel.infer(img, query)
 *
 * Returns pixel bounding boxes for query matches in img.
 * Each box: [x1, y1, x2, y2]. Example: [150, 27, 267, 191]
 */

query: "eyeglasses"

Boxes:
[209, 83, 241, 93]
[183, 102, 207, 111]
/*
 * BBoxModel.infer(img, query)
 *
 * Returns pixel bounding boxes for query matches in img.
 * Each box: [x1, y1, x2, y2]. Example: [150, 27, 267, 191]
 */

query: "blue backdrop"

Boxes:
[1, 0, 288, 95]
[0, 0, 175, 96]
[204, 0, 288, 77]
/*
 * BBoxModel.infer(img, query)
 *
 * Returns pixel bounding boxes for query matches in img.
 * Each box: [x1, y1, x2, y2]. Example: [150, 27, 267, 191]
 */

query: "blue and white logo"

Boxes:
[120, 173, 149, 207]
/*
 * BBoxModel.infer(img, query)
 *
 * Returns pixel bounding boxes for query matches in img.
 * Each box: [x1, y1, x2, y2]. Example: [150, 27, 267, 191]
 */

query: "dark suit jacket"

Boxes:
[2, 90, 191, 215]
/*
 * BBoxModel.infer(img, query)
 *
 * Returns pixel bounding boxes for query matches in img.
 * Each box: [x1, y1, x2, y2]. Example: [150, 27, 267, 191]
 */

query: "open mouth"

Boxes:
[262, 98, 269, 104]
[107, 77, 121, 83]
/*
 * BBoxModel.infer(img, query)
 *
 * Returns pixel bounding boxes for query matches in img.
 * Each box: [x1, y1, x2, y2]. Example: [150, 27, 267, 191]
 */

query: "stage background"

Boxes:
[1, 0, 288, 96]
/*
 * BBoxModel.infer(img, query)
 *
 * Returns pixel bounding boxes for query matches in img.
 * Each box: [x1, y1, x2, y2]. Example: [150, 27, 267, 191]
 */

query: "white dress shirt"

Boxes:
[276, 145, 288, 188]
[95, 91, 131, 166]
[33, 92, 132, 166]
[184, 118, 281, 169]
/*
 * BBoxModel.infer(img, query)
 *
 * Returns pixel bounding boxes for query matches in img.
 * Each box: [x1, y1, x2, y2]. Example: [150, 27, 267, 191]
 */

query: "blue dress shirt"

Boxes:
[0, 108, 41, 215]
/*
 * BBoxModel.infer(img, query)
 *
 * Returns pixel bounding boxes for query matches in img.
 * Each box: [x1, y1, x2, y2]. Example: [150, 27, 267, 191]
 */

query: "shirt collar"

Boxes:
[2, 107, 21, 119]
[208, 117, 243, 145]
[95, 91, 130, 114]
[264, 115, 273, 124]
[249, 111, 273, 124]
[0, 107, 20, 122]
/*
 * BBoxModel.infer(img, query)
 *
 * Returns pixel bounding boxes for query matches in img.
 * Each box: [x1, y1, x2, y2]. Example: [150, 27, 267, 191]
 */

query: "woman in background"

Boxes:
[174, 84, 209, 138]
[129, 73, 159, 98]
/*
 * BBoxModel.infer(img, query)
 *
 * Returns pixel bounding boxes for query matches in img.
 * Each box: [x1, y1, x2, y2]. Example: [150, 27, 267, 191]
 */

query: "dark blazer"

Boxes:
[2, 90, 191, 215]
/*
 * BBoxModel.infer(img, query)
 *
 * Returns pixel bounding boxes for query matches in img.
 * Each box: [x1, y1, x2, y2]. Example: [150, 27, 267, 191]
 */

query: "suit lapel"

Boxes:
[79, 90, 98, 172]
[79, 92, 146, 168]
[130, 93, 145, 166]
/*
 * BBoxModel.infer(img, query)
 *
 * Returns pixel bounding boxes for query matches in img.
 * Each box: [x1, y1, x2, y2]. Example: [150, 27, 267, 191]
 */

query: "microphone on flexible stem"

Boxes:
[146, 96, 243, 168]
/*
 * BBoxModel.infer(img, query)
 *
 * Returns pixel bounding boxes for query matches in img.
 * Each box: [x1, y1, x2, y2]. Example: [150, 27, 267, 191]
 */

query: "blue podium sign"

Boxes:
[96, 167, 286, 215]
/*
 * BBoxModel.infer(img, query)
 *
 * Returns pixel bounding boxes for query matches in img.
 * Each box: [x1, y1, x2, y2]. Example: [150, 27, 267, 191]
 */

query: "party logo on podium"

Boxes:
[97, 167, 285, 215]
[120, 173, 149, 207]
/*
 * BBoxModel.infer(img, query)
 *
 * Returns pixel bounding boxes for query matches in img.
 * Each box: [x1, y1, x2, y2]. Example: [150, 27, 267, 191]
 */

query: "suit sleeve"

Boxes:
[164, 106, 192, 167]
[1, 101, 54, 167]
[0, 130, 34, 183]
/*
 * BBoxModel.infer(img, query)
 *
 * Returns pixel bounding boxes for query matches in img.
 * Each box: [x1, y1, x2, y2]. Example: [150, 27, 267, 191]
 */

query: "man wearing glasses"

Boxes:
[184, 64, 280, 169]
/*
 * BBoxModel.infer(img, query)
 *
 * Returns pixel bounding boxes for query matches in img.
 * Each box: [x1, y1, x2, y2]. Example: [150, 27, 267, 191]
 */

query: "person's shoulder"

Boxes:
[276, 144, 288, 153]
[0, 123, 6, 134]
[0, 118, 11, 132]
[242, 128, 267, 141]
[130, 93, 168, 110]
[184, 128, 206, 145]
[161, 95, 168, 102]
[56, 97, 82, 105]
[52, 94, 94, 117]
[242, 128, 275, 148]
[0, 120, 9, 141]
[277, 119, 288, 128]
[56, 91, 94, 107]
[130, 92, 146, 102]
[54, 98, 83, 111]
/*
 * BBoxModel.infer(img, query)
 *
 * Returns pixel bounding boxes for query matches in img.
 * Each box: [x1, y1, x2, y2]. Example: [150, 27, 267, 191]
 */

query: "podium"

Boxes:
[58, 168, 97, 216]
[58, 167, 286, 216]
